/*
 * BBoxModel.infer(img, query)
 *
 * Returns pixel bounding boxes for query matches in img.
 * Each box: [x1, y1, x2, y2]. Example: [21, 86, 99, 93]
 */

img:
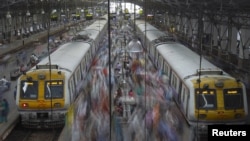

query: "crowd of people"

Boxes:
[68, 18, 184, 141]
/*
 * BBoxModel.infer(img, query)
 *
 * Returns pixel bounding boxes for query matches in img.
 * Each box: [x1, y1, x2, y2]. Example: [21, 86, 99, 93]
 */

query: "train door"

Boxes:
[158, 54, 164, 70]
[74, 66, 82, 96]
[153, 45, 159, 66]
[162, 62, 170, 78]
[85, 50, 91, 71]
[81, 58, 87, 80]
[180, 85, 190, 117]
[91, 42, 96, 55]
[177, 81, 183, 103]
[170, 72, 178, 99]
[69, 77, 75, 103]
[149, 42, 154, 60]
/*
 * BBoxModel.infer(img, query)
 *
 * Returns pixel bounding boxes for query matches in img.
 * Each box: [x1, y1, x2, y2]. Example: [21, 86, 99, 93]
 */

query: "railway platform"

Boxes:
[0, 29, 40, 141]
[0, 37, 23, 141]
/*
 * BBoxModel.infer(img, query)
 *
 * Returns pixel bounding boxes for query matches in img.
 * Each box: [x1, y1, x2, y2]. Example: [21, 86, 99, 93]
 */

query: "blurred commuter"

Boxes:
[1, 76, 10, 89]
[113, 111, 123, 141]
[1, 99, 9, 122]
[0, 99, 3, 123]
[14, 86, 17, 100]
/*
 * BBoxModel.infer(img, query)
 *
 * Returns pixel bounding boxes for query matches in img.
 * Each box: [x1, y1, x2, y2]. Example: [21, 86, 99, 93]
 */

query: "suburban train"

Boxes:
[15, 15, 108, 128]
[135, 20, 249, 136]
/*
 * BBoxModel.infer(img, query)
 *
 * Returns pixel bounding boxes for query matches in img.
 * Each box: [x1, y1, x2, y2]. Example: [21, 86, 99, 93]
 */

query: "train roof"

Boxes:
[35, 42, 91, 72]
[145, 30, 166, 42]
[135, 20, 166, 41]
[136, 21, 158, 33]
[85, 19, 107, 30]
[80, 20, 107, 40]
[78, 30, 99, 40]
[156, 42, 229, 79]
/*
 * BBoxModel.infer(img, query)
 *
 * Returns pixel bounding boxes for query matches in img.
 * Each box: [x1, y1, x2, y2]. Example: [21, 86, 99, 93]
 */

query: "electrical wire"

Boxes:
[108, 0, 112, 140]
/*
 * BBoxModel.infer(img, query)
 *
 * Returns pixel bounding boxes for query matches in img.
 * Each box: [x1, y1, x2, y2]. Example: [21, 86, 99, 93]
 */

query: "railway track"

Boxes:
[4, 124, 62, 141]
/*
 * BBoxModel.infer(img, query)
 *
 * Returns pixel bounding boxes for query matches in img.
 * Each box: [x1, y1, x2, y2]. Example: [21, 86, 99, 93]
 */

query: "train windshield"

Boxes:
[223, 88, 243, 109]
[20, 81, 38, 99]
[45, 80, 64, 99]
[195, 89, 217, 109]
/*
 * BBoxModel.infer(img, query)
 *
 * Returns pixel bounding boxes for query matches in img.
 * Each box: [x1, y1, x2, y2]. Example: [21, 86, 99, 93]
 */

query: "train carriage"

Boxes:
[155, 41, 248, 135]
[15, 16, 108, 128]
[135, 20, 171, 61]
[77, 15, 108, 54]
[135, 20, 248, 137]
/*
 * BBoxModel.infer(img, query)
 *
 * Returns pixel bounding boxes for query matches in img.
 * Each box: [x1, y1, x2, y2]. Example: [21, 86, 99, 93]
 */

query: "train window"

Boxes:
[70, 78, 75, 100]
[159, 56, 163, 69]
[20, 81, 38, 99]
[81, 59, 85, 68]
[88, 50, 92, 60]
[45, 80, 64, 99]
[181, 87, 186, 102]
[223, 88, 243, 109]
[86, 54, 89, 65]
[195, 89, 217, 109]
[171, 74, 177, 89]
[92, 43, 96, 53]
[150, 45, 153, 58]
[81, 60, 87, 79]
[78, 67, 82, 79]
[163, 62, 169, 76]
[75, 67, 81, 82]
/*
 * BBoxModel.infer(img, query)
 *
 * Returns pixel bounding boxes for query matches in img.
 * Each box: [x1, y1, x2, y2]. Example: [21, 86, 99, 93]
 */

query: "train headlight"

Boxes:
[234, 113, 242, 119]
[21, 103, 29, 108]
[198, 114, 207, 119]
[54, 103, 61, 108]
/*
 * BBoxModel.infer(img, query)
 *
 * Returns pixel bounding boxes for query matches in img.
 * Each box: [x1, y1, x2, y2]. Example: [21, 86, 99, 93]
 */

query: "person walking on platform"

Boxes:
[1, 99, 9, 122]
[14, 86, 17, 100]
[1, 76, 10, 89]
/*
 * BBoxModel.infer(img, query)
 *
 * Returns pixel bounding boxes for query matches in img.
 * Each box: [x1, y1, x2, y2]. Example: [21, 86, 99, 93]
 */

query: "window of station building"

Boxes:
[20, 81, 38, 99]
[45, 80, 64, 99]
[223, 88, 243, 110]
[195, 89, 217, 109]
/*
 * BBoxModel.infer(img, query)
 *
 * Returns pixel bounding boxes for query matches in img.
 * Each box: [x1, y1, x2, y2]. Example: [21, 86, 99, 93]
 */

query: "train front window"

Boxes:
[224, 88, 243, 110]
[195, 89, 217, 109]
[45, 80, 64, 99]
[20, 81, 38, 99]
